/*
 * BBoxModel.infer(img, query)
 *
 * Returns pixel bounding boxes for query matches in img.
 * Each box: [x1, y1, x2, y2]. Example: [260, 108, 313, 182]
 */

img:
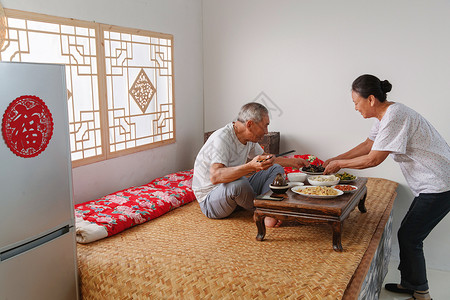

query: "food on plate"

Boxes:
[308, 175, 339, 182]
[299, 186, 339, 196]
[302, 165, 325, 173]
[272, 173, 287, 186]
[336, 172, 356, 181]
[333, 185, 357, 192]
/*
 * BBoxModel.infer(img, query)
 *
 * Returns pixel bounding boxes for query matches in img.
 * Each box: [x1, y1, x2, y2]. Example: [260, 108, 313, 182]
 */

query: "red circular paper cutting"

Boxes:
[2, 95, 54, 158]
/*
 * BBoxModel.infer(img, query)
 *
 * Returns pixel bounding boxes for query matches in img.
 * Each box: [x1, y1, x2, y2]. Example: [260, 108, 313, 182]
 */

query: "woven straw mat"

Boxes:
[77, 177, 398, 300]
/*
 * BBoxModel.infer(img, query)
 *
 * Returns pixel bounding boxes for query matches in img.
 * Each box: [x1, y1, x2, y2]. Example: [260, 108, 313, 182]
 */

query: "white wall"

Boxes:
[2, 0, 204, 204]
[203, 0, 450, 271]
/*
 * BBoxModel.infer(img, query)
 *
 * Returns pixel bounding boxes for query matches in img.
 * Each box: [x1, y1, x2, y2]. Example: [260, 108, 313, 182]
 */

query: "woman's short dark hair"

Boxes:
[352, 74, 392, 102]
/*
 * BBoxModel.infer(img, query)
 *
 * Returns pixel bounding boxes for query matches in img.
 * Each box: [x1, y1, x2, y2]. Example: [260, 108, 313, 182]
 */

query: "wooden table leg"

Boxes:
[331, 221, 343, 252]
[255, 212, 266, 241]
[358, 192, 367, 213]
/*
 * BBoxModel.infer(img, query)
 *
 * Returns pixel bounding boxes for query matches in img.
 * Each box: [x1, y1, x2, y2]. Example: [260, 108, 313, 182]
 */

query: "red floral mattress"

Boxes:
[75, 170, 195, 243]
[74, 155, 323, 243]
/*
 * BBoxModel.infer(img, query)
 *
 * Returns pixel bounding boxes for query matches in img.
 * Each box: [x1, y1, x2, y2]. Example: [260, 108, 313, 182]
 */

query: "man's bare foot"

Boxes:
[265, 217, 282, 228]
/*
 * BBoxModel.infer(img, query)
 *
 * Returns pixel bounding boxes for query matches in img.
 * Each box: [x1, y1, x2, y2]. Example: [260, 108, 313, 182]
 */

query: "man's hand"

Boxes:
[251, 154, 275, 171]
[292, 157, 310, 169]
[274, 156, 310, 169]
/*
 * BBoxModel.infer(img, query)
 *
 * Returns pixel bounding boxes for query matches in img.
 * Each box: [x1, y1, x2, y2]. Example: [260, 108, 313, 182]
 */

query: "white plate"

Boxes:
[301, 166, 325, 175]
[307, 175, 340, 186]
[331, 184, 358, 193]
[302, 171, 323, 175]
[301, 169, 324, 175]
[291, 186, 343, 199]
[339, 177, 358, 184]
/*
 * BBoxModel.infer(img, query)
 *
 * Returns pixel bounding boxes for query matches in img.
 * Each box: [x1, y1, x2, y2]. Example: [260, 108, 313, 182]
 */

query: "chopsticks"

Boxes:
[257, 150, 296, 162]
[276, 150, 296, 157]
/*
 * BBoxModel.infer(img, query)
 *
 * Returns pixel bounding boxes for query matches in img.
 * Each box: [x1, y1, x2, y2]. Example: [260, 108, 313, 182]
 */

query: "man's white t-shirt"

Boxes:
[192, 123, 264, 202]
[369, 103, 450, 196]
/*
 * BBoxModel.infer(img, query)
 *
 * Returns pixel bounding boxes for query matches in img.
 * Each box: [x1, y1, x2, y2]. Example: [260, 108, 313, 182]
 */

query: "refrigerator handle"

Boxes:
[0, 225, 70, 261]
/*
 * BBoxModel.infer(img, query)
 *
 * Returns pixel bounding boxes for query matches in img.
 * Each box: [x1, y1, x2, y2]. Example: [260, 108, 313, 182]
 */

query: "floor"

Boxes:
[379, 260, 450, 300]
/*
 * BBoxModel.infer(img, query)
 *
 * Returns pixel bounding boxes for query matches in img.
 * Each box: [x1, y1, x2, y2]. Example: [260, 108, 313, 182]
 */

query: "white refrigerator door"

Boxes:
[0, 62, 74, 249]
[0, 227, 78, 300]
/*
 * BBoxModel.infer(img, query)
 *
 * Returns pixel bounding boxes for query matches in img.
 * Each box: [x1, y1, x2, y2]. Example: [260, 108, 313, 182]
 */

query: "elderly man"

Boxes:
[193, 102, 309, 227]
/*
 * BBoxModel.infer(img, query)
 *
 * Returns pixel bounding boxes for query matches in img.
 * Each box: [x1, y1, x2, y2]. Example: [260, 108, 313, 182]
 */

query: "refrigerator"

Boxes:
[0, 62, 78, 300]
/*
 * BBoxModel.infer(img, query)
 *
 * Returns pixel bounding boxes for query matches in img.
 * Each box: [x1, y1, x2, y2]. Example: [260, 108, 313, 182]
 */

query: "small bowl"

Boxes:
[269, 184, 289, 194]
[332, 184, 358, 193]
[307, 175, 340, 186]
[339, 177, 358, 184]
[287, 172, 307, 183]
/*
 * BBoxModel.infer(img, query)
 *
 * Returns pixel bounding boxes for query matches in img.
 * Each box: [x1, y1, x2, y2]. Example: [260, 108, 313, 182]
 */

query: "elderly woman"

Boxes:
[324, 74, 450, 300]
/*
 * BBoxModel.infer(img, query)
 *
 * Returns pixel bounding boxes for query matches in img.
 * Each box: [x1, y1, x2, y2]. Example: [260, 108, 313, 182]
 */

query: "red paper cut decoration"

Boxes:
[2, 95, 54, 158]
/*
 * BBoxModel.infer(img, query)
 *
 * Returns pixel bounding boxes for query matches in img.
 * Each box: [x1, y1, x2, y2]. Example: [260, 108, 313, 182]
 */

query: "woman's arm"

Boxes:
[323, 150, 390, 174]
[323, 138, 374, 167]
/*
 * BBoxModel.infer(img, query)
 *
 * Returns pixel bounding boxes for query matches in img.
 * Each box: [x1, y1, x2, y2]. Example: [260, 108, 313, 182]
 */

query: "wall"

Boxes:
[203, 0, 450, 270]
[2, 0, 204, 204]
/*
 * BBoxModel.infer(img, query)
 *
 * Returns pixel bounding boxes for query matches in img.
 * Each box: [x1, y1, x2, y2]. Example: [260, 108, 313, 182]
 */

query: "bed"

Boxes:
[75, 158, 398, 299]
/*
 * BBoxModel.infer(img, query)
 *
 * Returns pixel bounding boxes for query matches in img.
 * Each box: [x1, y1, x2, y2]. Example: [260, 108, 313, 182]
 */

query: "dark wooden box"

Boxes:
[258, 132, 280, 155]
[204, 131, 280, 155]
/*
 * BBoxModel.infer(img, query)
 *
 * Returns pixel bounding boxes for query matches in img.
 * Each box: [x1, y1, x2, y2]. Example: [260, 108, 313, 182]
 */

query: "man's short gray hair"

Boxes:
[237, 102, 268, 123]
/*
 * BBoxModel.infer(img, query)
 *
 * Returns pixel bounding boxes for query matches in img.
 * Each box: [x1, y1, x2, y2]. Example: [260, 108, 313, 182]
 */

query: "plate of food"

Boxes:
[307, 175, 340, 186]
[291, 186, 343, 199]
[301, 164, 325, 175]
[335, 172, 357, 183]
[332, 184, 358, 193]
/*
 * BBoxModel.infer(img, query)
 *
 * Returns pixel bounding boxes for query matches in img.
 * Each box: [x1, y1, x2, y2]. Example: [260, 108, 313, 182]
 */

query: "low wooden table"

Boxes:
[254, 177, 368, 251]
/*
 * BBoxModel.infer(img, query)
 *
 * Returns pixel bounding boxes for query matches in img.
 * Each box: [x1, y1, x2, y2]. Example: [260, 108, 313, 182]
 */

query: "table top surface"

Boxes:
[254, 177, 368, 216]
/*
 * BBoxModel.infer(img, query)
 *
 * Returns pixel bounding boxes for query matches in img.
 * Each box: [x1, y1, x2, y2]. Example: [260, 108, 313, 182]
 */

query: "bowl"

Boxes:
[269, 184, 289, 194]
[339, 177, 358, 184]
[307, 175, 340, 186]
[331, 184, 358, 193]
[287, 172, 307, 183]
[335, 172, 357, 183]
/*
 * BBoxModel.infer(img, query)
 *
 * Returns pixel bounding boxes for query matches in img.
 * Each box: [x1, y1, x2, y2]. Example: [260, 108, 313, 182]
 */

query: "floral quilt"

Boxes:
[75, 170, 195, 243]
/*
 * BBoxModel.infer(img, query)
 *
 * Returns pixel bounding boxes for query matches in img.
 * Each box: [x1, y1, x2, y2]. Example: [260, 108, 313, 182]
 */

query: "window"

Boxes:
[0, 9, 175, 167]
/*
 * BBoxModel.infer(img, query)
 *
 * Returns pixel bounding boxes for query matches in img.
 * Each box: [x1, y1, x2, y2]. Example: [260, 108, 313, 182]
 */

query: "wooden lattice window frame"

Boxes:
[0, 9, 175, 167]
